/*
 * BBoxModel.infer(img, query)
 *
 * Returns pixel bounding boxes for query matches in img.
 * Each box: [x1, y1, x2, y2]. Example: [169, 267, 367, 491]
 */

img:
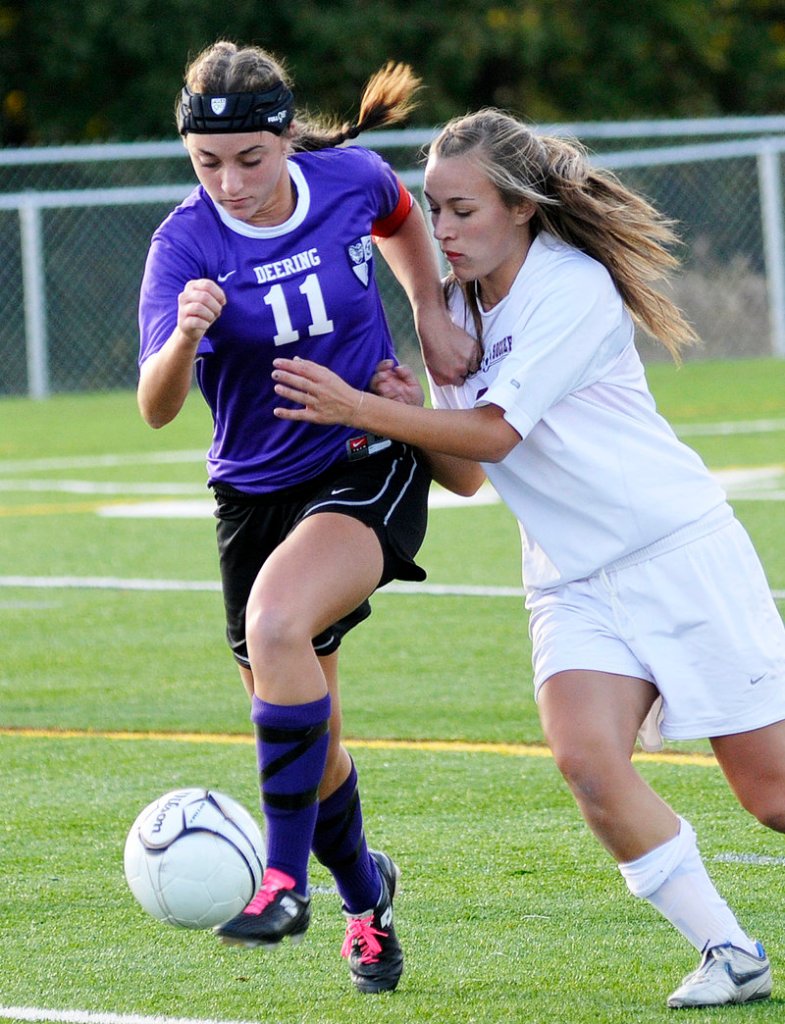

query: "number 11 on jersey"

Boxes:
[264, 273, 335, 346]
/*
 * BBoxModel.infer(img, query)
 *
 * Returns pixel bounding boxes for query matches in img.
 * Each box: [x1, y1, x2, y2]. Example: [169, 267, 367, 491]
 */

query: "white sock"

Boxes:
[618, 816, 759, 955]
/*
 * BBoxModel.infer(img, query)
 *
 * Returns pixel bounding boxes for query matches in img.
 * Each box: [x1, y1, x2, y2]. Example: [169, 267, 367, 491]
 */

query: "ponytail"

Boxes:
[292, 62, 422, 151]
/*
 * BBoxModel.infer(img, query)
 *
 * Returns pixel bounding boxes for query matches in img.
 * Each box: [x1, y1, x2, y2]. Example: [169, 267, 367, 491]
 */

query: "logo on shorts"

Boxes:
[347, 236, 373, 287]
[348, 435, 369, 455]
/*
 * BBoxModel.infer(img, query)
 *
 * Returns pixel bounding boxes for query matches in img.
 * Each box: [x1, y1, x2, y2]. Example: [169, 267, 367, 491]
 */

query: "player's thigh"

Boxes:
[712, 718, 785, 827]
[250, 511, 384, 636]
[538, 669, 658, 765]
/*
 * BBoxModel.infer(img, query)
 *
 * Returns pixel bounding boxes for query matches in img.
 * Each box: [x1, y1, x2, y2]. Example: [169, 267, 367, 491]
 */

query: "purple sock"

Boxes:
[311, 758, 381, 913]
[251, 694, 331, 895]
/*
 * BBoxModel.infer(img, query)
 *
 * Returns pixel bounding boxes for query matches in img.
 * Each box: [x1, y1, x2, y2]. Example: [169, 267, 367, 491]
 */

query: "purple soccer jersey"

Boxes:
[138, 146, 404, 493]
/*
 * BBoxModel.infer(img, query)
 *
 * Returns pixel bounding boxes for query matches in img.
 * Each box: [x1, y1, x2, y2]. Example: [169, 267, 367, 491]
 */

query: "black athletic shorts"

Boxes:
[212, 438, 430, 666]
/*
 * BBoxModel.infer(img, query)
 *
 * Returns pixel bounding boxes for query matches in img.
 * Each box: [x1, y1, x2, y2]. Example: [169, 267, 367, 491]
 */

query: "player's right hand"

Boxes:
[177, 278, 227, 344]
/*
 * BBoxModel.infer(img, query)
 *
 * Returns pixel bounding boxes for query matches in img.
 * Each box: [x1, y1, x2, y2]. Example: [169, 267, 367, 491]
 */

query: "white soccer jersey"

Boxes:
[430, 232, 728, 591]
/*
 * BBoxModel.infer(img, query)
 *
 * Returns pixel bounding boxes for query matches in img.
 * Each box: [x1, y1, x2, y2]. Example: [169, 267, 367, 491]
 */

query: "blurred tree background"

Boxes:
[2, 0, 785, 146]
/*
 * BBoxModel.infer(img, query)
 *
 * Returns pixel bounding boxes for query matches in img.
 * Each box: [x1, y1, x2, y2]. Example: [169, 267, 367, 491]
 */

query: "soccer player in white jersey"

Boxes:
[137, 41, 477, 994]
[271, 108, 785, 1009]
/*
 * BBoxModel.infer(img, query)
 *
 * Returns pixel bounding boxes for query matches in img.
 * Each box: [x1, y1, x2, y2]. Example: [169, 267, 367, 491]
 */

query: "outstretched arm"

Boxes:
[370, 361, 486, 495]
[375, 201, 481, 386]
[272, 357, 521, 464]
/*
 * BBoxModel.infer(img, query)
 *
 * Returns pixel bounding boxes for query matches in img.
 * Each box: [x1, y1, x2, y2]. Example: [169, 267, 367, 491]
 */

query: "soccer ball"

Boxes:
[124, 787, 265, 929]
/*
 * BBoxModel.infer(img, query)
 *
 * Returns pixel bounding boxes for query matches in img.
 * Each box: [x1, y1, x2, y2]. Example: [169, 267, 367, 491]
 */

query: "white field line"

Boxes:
[0, 481, 500, 511]
[1, 575, 783, 603]
[713, 852, 785, 865]
[2, 440, 785, 512]
[0, 1009, 260, 1024]
[0, 575, 522, 598]
[0, 480, 206, 495]
[1, 465, 784, 514]
[96, 483, 502, 516]
[0, 450, 204, 474]
[0, 414, 782, 478]
[673, 417, 785, 436]
[89, 466, 785, 518]
[2, 434, 785, 598]
[0, 575, 222, 592]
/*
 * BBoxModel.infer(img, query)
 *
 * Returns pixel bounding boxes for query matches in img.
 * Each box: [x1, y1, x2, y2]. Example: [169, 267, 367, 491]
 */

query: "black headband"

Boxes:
[177, 82, 295, 135]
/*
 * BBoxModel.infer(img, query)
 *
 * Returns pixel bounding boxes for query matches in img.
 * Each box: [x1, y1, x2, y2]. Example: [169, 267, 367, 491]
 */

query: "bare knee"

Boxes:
[551, 746, 613, 807]
[245, 598, 311, 661]
[739, 794, 785, 833]
[757, 809, 785, 833]
[550, 742, 645, 830]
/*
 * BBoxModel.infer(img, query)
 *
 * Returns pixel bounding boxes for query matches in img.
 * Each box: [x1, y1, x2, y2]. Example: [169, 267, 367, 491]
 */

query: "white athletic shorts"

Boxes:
[527, 504, 785, 745]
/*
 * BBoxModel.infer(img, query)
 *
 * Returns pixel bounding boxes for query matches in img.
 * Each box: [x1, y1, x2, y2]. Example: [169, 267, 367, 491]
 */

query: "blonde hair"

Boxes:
[181, 41, 422, 151]
[430, 109, 697, 360]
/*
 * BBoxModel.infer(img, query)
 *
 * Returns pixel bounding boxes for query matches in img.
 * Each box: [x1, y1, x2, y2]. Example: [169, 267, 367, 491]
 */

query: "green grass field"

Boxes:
[3, 358, 785, 1023]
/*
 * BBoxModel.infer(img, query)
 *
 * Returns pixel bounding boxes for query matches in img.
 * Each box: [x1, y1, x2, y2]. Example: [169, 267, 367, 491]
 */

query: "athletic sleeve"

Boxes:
[480, 258, 631, 441]
[138, 208, 210, 366]
[372, 179, 414, 238]
[340, 146, 412, 238]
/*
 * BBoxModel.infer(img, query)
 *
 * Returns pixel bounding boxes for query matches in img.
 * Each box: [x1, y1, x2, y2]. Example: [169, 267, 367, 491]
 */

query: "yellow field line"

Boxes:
[0, 498, 154, 517]
[0, 501, 111, 517]
[0, 726, 718, 766]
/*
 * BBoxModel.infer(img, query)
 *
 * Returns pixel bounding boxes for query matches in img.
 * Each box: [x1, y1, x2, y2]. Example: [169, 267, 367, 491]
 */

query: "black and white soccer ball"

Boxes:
[124, 787, 265, 929]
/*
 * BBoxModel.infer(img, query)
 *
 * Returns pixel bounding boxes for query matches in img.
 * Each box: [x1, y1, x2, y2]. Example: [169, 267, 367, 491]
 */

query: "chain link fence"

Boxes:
[2, 119, 785, 397]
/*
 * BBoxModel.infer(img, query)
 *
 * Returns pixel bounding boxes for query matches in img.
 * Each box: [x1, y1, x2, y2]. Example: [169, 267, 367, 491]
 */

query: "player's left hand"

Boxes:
[272, 357, 362, 425]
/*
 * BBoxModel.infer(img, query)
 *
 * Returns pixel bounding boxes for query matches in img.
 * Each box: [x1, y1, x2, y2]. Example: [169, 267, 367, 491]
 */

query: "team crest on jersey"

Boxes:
[210, 98, 227, 115]
[347, 236, 373, 287]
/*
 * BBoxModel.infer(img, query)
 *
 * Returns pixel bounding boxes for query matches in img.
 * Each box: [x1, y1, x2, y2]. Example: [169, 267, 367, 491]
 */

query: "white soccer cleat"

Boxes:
[667, 942, 772, 1008]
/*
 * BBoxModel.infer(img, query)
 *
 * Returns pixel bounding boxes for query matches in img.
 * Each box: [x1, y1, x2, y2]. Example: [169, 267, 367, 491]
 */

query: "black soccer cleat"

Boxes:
[341, 849, 404, 993]
[215, 867, 311, 948]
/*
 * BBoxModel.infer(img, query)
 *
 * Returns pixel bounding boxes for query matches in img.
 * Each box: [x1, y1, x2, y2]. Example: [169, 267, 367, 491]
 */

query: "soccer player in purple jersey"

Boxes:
[137, 40, 476, 993]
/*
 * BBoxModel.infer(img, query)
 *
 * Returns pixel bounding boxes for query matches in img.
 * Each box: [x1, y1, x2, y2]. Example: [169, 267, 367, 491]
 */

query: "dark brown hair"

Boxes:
[181, 41, 422, 152]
